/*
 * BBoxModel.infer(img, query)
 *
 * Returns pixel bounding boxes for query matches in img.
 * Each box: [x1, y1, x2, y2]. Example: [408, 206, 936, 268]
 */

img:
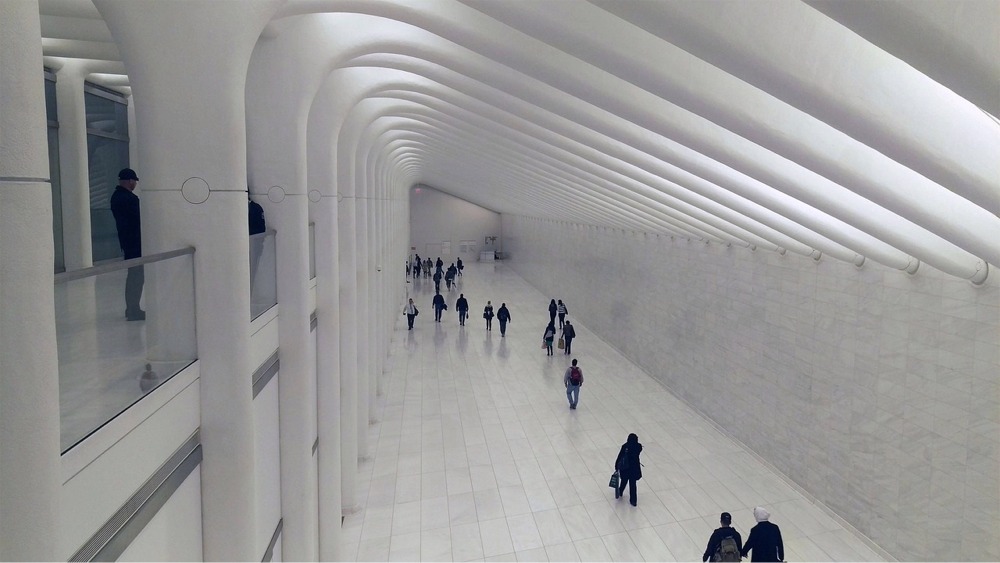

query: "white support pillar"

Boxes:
[0, 2, 61, 559]
[311, 194, 343, 561]
[356, 196, 370, 460]
[94, 1, 281, 559]
[338, 195, 359, 513]
[54, 60, 93, 269]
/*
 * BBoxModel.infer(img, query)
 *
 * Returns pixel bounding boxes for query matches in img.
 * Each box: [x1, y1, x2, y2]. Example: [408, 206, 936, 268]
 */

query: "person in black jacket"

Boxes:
[433, 269, 442, 293]
[741, 507, 784, 562]
[614, 433, 643, 506]
[110, 168, 144, 321]
[432, 291, 446, 322]
[547, 299, 558, 324]
[456, 293, 469, 326]
[561, 320, 576, 354]
[483, 301, 495, 331]
[703, 512, 743, 562]
[496, 303, 511, 336]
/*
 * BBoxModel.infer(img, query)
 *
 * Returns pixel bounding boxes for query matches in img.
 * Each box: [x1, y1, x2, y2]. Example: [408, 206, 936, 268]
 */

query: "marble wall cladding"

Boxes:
[503, 215, 1000, 562]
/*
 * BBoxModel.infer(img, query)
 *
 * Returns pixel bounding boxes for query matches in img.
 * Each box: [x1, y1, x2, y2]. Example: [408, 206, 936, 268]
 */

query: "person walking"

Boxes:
[741, 507, 784, 562]
[110, 168, 145, 321]
[445, 263, 456, 290]
[403, 298, 418, 330]
[424, 258, 432, 278]
[456, 293, 469, 326]
[483, 300, 495, 331]
[413, 255, 421, 278]
[703, 512, 743, 562]
[435, 256, 443, 272]
[561, 320, 576, 355]
[557, 299, 568, 329]
[563, 358, 584, 409]
[614, 433, 643, 506]
[432, 291, 446, 322]
[456, 257, 464, 276]
[542, 321, 556, 355]
[433, 269, 442, 293]
[497, 303, 511, 336]
[548, 299, 558, 325]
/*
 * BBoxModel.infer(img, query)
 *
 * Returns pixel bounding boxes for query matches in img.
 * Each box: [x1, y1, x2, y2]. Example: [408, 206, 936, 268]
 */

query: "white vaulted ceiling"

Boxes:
[38, 0, 1000, 282]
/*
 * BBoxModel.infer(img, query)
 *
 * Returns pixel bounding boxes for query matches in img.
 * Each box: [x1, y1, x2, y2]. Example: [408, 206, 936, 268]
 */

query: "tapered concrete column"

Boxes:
[94, 1, 281, 559]
[338, 195, 359, 512]
[55, 60, 93, 269]
[311, 194, 343, 561]
[0, 3, 61, 560]
[356, 196, 370, 459]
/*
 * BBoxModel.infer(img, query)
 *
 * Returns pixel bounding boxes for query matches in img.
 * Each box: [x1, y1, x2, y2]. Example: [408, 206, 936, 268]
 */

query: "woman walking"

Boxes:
[548, 299, 558, 324]
[542, 321, 556, 355]
[483, 301, 495, 331]
[614, 433, 643, 506]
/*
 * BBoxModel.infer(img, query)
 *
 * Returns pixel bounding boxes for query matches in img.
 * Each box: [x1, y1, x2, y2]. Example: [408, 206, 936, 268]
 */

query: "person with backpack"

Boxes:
[483, 301, 495, 331]
[496, 303, 511, 336]
[614, 433, 643, 506]
[741, 507, 784, 562]
[542, 321, 556, 355]
[561, 320, 576, 354]
[703, 512, 743, 562]
[556, 299, 568, 328]
[456, 293, 469, 326]
[563, 358, 584, 409]
[432, 291, 447, 322]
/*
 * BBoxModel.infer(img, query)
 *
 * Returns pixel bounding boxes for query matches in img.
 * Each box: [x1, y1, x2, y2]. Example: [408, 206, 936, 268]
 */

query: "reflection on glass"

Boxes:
[309, 222, 316, 279]
[250, 231, 277, 320]
[55, 251, 197, 452]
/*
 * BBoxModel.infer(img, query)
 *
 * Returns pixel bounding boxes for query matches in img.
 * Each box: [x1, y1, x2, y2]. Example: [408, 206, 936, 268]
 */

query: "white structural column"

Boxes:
[338, 195, 360, 512]
[370, 196, 382, 413]
[94, 1, 280, 559]
[54, 60, 93, 269]
[356, 195, 370, 459]
[311, 193, 343, 560]
[0, 2, 61, 559]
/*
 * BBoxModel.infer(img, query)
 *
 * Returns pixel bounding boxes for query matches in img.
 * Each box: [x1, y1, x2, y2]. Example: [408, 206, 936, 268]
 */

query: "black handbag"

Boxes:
[608, 470, 620, 489]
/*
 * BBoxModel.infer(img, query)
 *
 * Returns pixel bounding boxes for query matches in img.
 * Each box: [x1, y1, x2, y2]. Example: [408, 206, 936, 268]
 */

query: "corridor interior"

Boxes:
[344, 261, 886, 561]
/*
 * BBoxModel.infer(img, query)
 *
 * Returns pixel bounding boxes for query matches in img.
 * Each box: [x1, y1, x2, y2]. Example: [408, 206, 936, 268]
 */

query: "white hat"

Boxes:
[753, 506, 770, 522]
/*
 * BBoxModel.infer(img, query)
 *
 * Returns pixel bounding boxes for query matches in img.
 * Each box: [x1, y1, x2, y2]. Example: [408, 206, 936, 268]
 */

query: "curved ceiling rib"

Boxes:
[35, 0, 998, 283]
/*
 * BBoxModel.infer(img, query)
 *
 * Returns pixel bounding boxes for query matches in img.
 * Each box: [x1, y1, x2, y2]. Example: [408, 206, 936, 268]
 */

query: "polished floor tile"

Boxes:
[350, 262, 886, 561]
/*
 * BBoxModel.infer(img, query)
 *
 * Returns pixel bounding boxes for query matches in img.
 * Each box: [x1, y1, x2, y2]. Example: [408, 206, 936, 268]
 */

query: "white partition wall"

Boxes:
[503, 214, 1000, 561]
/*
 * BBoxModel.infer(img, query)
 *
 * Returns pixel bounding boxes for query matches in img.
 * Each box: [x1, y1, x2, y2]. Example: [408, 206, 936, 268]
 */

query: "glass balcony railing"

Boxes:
[308, 222, 316, 280]
[54, 248, 197, 452]
[250, 230, 277, 320]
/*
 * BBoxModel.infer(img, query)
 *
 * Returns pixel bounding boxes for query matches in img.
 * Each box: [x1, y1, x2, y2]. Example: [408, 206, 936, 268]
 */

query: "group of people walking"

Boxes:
[542, 298, 575, 355]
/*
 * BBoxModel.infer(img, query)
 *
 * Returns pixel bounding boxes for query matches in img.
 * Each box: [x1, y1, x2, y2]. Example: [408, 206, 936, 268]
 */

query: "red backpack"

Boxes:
[569, 367, 582, 385]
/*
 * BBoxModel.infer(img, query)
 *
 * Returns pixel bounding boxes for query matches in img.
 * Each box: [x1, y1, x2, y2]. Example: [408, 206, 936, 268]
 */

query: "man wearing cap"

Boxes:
[110, 168, 144, 321]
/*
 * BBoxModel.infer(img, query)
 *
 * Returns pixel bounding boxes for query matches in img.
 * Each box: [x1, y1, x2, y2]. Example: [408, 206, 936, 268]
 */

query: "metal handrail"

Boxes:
[53, 247, 196, 285]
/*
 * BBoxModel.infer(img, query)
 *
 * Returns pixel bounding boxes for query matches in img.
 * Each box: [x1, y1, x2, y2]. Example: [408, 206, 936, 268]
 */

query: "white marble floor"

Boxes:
[346, 261, 888, 562]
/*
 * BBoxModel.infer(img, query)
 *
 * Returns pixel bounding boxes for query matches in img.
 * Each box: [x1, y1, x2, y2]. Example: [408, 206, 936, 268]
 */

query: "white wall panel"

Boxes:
[409, 185, 501, 263]
[250, 306, 280, 372]
[59, 367, 200, 560]
[115, 470, 203, 562]
[253, 376, 282, 560]
[503, 214, 1000, 561]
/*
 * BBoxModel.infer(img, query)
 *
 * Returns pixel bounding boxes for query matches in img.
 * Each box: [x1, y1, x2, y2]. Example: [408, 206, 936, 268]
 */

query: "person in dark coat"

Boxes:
[435, 256, 443, 271]
[432, 291, 446, 322]
[703, 512, 743, 562]
[456, 257, 464, 276]
[248, 193, 266, 298]
[741, 507, 784, 562]
[483, 300, 495, 331]
[548, 299, 558, 324]
[496, 303, 511, 336]
[445, 264, 457, 290]
[561, 320, 576, 355]
[614, 433, 643, 506]
[456, 293, 469, 326]
[542, 321, 556, 355]
[110, 168, 144, 321]
[433, 269, 442, 293]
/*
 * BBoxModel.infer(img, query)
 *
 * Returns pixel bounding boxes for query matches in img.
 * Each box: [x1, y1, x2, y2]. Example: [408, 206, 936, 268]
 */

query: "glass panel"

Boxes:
[84, 91, 128, 135]
[49, 127, 64, 272]
[88, 135, 130, 261]
[250, 231, 277, 320]
[308, 223, 316, 279]
[44, 77, 57, 121]
[55, 252, 197, 452]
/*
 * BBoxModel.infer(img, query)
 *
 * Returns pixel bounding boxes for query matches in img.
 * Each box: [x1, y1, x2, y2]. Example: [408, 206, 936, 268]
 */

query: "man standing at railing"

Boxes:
[248, 191, 266, 297]
[110, 168, 144, 321]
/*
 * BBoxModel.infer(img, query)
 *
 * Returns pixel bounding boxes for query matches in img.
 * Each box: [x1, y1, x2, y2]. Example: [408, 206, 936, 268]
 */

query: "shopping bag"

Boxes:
[557, 338, 565, 349]
[608, 470, 620, 489]
[541, 341, 547, 349]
